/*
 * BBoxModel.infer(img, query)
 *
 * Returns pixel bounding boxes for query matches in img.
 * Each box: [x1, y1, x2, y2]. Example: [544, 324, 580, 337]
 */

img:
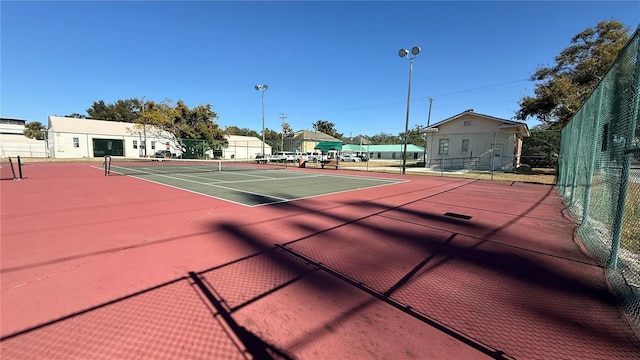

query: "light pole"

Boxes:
[398, 46, 420, 174]
[255, 84, 268, 155]
[424, 97, 432, 167]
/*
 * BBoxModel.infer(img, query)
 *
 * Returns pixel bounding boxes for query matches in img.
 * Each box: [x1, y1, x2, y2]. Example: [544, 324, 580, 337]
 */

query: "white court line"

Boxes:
[108, 166, 290, 202]
[107, 165, 406, 206]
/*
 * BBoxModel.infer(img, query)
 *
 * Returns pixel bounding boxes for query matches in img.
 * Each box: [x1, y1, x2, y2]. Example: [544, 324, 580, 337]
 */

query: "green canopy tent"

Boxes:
[314, 141, 342, 152]
[313, 141, 342, 169]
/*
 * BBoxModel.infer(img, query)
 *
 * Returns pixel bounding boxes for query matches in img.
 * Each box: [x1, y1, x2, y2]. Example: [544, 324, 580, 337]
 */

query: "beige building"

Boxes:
[223, 135, 272, 159]
[283, 130, 341, 153]
[422, 110, 530, 171]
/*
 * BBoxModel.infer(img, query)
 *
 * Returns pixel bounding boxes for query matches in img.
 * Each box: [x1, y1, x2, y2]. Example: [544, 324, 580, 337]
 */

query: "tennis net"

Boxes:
[104, 156, 287, 176]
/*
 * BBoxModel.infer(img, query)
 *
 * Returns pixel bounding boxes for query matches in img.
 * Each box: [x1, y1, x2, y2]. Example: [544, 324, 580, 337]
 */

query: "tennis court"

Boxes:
[103, 157, 405, 206]
[1, 161, 639, 359]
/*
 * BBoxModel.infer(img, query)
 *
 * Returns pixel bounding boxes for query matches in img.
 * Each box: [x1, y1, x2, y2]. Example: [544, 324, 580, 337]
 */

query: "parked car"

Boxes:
[271, 151, 297, 162]
[340, 154, 362, 162]
[255, 153, 270, 164]
[357, 154, 369, 162]
[304, 152, 322, 162]
[154, 150, 174, 159]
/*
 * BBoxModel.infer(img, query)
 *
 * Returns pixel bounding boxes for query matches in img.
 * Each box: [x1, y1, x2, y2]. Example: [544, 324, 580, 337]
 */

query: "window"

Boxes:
[133, 140, 138, 149]
[461, 139, 469, 152]
[463, 120, 473, 127]
[377, 152, 381, 158]
[413, 153, 418, 159]
[151, 141, 156, 150]
[73, 137, 79, 148]
[438, 139, 449, 155]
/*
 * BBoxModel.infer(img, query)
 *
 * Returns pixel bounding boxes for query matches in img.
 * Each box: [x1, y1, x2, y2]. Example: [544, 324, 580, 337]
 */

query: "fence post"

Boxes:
[17, 156, 23, 179]
[582, 86, 605, 223]
[568, 115, 587, 207]
[609, 47, 640, 269]
[490, 132, 496, 181]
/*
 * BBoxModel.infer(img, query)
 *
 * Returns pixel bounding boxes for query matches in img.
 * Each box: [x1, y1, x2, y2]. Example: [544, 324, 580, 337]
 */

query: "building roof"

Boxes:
[424, 109, 529, 135]
[343, 144, 425, 152]
[342, 135, 371, 145]
[288, 129, 340, 142]
[48, 116, 148, 135]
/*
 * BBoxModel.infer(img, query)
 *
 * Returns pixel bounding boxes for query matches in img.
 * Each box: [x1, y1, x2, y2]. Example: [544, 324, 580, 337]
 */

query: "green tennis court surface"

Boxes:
[103, 158, 404, 206]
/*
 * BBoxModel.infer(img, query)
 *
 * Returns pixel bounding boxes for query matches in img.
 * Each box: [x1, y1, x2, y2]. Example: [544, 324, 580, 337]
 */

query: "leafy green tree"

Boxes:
[516, 20, 631, 128]
[65, 113, 87, 119]
[87, 99, 141, 122]
[400, 125, 425, 146]
[225, 126, 260, 137]
[369, 132, 400, 145]
[141, 99, 225, 157]
[23, 121, 46, 140]
[263, 128, 281, 153]
[313, 120, 343, 139]
[521, 125, 561, 168]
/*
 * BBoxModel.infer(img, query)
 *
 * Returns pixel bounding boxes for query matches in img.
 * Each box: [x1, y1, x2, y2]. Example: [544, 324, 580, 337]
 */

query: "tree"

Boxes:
[516, 20, 631, 128]
[521, 125, 561, 168]
[313, 120, 343, 139]
[65, 113, 87, 119]
[138, 99, 225, 158]
[400, 125, 424, 146]
[86, 99, 141, 122]
[225, 126, 259, 137]
[263, 128, 281, 153]
[369, 132, 400, 145]
[23, 121, 46, 140]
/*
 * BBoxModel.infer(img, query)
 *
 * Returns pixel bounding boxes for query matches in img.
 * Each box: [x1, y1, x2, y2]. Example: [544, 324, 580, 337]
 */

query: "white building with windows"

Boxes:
[0, 118, 47, 158]
[47, 116, 181, 159]
[421, 109, 530, 171]
[46, 116, 270, 160]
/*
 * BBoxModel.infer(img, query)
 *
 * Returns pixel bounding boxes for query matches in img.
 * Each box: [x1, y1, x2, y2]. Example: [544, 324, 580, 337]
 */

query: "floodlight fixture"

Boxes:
[398, 46, 421, 174]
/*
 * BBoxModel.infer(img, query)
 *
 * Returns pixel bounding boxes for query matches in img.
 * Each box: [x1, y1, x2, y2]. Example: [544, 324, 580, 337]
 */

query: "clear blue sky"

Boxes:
[2, 1, 638, 137]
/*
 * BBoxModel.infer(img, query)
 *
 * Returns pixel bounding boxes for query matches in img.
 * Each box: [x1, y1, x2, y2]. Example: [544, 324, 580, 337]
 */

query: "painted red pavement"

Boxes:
[1, 162, 639, 359]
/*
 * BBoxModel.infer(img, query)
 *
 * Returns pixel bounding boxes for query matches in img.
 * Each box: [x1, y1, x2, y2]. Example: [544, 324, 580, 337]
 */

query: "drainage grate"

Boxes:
[444, 212, 472, 220]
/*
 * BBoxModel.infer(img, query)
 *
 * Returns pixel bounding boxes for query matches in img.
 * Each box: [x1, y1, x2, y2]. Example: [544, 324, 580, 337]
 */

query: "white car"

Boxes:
[272, 151, 297, 162]
[340, 154, 362, 162]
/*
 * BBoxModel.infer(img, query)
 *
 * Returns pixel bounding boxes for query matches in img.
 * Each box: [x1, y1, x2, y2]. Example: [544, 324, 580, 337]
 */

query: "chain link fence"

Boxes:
[557, 28, 640, 330]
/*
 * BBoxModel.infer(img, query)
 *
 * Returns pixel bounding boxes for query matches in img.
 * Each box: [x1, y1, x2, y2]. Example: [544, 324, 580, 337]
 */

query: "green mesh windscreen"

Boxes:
[557, 28, 640, 330]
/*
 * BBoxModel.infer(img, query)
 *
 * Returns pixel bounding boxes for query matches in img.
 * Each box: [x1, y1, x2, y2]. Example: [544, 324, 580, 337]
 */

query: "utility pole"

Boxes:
[280, 113, 287, 152]
[142, 95, 147, 157]
[424, 97, 433, 167]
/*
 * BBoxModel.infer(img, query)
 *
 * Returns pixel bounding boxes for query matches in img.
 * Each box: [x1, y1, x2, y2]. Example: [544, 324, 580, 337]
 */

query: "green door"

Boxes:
[93, 139, 124, 157]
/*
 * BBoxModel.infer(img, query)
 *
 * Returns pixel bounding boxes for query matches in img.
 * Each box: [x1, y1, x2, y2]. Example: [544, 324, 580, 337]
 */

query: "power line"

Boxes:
[431, 79, 529, 99]
[285, 79, 530, 116]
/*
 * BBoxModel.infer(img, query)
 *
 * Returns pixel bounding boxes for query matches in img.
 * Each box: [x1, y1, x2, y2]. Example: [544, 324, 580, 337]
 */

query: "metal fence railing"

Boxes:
[557, 28, 640, 330]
